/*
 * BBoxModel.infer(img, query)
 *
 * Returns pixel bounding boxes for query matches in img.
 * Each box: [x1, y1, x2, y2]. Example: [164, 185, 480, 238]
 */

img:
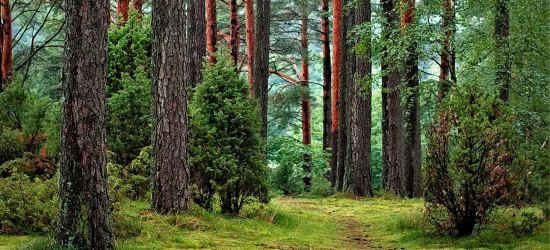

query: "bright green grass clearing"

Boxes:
[2, 195, 548, 250]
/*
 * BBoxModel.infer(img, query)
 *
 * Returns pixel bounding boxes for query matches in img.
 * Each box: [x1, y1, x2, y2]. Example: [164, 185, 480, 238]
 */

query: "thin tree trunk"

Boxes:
[206, 0, 217, 64]
[382, 0, 404, 196]
[436, 0, 455, 108]
[117, 0, 129, 23]
[401, 0, 422, 198]
[132, 0, 143, 14]
[55, 0, 115, 248]
[353, 0, 373, 197]
[252, 0, 270, 141]
[229, 0, 239, 64]
[245, 0, 255, 95]
[495, 0, 510, 102]
[186, 0, 206, 88]
[151, 0, 191, 213]
[300, 12, 312, 190]
[331, 0, 342, 188]
[321, 0, 332, 154]
[1, 0, 11, 91]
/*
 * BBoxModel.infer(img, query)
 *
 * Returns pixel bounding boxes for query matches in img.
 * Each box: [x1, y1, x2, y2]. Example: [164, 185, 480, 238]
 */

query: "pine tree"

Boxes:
[0, 0, 12, 92]
[253, 0, 271, 141]
[55, 0, 115, 248]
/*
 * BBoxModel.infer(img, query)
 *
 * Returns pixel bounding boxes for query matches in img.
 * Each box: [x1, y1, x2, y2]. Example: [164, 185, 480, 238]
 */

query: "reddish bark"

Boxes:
[1, 0, 12, 87]
[206, 0, 217, 64]
[321, 0, 332, 152]
[436, 0, 454, 108]
[245, 0, 255, 96]
[132, 0, 143, 13]
[300, 12, 312, 189]
[229, 0, 239, 64]
[331, 0, 342, 186]
[117, 0, 129, 24]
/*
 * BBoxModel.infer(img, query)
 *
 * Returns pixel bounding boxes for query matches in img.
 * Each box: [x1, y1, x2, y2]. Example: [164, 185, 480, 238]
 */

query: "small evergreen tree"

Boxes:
[423, 83, 526, 237]
[107, 10, 152, 165]
[190, 50, 268, 215]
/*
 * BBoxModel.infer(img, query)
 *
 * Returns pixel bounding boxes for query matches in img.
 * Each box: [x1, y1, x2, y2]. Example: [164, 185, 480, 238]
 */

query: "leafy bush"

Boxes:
[0, 78, 60, 176]
[0, 172, 58, 234]
[510, 211, 544, 237]
[107, 10, 152, 165]
[189, 50, 269, 215]
[107, 146, 153, 202]
[423, 83, 525, 237]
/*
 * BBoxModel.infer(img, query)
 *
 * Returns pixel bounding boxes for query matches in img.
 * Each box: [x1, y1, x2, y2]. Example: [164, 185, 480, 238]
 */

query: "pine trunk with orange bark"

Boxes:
[229, 0, 239, 64]
[245, 0, 255, 95]
[300, 11, 313, 190]
[132, 0, 143, 13]
[330, 0, 342, 188]
[117, 0, 129, 24]
[401, 0, 422, 198]
[206, 0, 217, 64]
[436, 0, 455, 108]
[0, 0, 12, 92]
[321, 0, 332, 154]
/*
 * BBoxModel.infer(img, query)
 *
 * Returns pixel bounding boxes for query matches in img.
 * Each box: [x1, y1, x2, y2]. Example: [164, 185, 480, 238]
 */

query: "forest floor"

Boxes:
[1, 194, 548, 250]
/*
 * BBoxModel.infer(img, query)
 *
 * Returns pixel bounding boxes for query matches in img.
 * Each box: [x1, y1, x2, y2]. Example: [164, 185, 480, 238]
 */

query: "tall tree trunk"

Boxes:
[300, 12, 312, 190]
[321, 0, 332, 154]
[245, 0, 255, 95]
[132, 0, 143, 13]
[401, 0, 422, 198]
[55, 0, 115, 248]
[206, 0, 217, 64]
[381, 0, 404, 196]
[0, 0, 11, 92]
[435, 0, 455, 108]
[229, 0, 239, 64]
[117, 0, 129, 23]
[337, 1, 356, 192]
[331, 0, 342, 188]
[495, 0, 510, 102]
[151, 0, 191, 213]
[353, 0, 373, 197]
[252, 0, 270, 141]
[186, 0, 206, 88]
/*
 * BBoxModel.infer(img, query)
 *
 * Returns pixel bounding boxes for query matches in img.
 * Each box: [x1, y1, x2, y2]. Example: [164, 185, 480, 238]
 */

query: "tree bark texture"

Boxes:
[0, 0, 12, 92]
[245, 0, 255, 95]
[132, 0, 143, 13]
[55, 0, 115, 248]
[401, 0, 422, 198]
[151, 0, 191, 213]
[186, 0, 206, 88]
[495, 0, 510, 102]
[321, 0, 332, 153]
[335, 0, 356, 192]
[330, 0, 342, 188]
[353, 0, 373, 197]
[436, 0, 455, 108]
[253, 0, 270, 141]
[229, 0, 240, 64]
[382, 0, 404, 196]
[117, 0, 129, 23]
[206, 0, 217, 64]
[300, 11, 312, 189]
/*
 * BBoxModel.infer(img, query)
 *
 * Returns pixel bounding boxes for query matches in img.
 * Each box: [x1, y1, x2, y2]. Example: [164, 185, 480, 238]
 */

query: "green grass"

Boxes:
[1, 195, 548, 250]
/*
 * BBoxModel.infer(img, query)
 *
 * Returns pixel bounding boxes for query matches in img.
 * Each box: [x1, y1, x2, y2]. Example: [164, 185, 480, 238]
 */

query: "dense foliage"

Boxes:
[423, 83, 527, 236]
[190, 51, 269, 215]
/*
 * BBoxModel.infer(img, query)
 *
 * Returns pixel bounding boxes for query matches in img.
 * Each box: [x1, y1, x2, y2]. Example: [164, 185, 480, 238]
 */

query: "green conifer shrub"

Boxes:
[423, 83, 527, 237]
[189, 50, 269, 215]
[107, 10, 152, 165]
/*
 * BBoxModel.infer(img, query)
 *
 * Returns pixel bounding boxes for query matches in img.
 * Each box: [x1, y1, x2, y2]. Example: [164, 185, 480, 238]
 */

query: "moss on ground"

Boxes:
[1, 195, 548, 249]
